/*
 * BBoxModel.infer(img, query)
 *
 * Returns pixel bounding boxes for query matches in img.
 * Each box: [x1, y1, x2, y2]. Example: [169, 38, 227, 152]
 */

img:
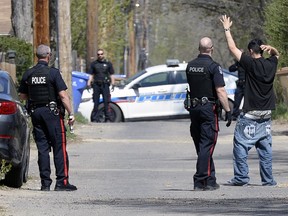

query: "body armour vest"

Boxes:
[186, 58, 215, 99]
[27, 66, 57, 105]
[92, 60, 111, 83]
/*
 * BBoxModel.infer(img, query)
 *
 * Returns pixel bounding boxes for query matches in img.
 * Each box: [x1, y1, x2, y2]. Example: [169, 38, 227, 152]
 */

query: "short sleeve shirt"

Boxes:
[199, 54, 225, 87]
[240, 54, 278, 110]
[88, 59, 114, 81]
[186, 54, 225, 99]
[19, 61, 67, 95]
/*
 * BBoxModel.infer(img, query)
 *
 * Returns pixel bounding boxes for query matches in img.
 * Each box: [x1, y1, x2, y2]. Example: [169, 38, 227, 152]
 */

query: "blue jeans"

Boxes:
[231, 114, 276, 185]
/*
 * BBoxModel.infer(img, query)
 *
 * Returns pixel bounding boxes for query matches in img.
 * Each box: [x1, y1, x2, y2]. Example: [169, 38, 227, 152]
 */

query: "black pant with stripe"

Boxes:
[31, 106, 69, 187]
[189, 102, 219, 188]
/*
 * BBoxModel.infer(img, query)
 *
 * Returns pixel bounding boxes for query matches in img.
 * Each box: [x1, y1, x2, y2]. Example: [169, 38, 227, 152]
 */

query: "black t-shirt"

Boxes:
[240, 54, 278, 111]
[88, 59, 114, 82]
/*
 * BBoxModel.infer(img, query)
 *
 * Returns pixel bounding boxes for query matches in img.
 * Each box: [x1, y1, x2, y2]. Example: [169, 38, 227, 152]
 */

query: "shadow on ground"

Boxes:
[74, 197, 288, 215]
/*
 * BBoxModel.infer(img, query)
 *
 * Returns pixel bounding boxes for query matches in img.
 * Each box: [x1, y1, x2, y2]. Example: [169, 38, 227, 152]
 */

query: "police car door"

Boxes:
[171, 70, 188, 115]
[128, 71, 174, 118]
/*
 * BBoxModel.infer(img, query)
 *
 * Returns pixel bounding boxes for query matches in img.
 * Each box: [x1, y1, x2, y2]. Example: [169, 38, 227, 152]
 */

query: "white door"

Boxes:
[126, 72, 175, 118]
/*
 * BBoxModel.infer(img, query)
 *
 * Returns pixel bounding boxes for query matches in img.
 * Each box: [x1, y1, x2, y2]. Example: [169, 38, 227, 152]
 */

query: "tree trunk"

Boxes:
[58, 0, 73, 110]
[86, 0, 98, 71]
[128, 10, 136, 77]
[33, 0, 50, 64]
[11, 0, 33, 43]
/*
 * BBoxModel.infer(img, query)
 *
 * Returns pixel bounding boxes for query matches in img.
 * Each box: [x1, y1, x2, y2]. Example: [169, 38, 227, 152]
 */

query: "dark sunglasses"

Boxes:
[97, 53, 104, 56]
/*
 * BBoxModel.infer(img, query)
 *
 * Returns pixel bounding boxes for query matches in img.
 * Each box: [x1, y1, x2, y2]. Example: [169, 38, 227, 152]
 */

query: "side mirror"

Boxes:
[132, 83, 141, 90]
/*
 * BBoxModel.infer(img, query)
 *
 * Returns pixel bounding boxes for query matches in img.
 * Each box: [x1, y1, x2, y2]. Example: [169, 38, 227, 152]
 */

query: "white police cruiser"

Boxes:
[78, 59, 238, 122]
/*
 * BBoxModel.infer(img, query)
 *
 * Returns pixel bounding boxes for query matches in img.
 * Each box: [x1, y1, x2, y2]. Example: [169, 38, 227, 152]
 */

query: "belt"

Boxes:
[243, 113, 271, 120]
[191, 97, 215, 107]
[32, 103, 49, 109]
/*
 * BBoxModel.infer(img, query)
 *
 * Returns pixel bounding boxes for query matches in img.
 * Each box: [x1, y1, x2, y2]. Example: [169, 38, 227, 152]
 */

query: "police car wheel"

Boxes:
[96, 103, 122, 122]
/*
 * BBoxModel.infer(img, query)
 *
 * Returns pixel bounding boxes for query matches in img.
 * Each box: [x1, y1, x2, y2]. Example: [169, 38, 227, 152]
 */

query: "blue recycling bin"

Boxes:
[72, 71, 90, 113]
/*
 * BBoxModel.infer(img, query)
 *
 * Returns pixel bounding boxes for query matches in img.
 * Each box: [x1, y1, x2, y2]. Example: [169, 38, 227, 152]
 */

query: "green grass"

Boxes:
[0, 160, 12, 180]
[272, 102, 288, 120]
[74, 112, 88, 124]
[66, 112, 88, 140]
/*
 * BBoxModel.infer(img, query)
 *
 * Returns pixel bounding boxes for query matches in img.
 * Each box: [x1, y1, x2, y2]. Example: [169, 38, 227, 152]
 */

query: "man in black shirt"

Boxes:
[220, 15, 279, 186]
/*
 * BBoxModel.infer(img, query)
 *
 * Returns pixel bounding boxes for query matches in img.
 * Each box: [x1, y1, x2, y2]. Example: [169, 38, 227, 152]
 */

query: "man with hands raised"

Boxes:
[220, 15, 279, 186]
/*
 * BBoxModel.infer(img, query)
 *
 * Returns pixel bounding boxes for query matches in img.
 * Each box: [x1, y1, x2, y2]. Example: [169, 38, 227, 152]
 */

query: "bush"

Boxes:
[272, 102, 288, 120]
[0, 36, 33, 85]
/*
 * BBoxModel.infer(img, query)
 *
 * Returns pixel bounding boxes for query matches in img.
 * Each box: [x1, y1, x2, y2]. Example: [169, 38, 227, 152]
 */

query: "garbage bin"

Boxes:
[72, 71, 90, 113]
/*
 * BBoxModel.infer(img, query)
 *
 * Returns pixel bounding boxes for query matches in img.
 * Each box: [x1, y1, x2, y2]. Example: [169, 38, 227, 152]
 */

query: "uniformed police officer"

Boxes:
[185, 37, 232, 191]
[87, 49, 115, 122]
[228, 56, 246, 120]
[19, 44, 77, 191]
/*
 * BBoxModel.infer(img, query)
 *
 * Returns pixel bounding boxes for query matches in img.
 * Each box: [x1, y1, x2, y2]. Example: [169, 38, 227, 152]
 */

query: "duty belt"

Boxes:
[191, 97, 215, 107]
[32, 103, 49, 109]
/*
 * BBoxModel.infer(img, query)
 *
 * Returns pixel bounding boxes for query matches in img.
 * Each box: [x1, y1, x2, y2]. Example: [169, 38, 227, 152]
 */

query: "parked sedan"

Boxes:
[79, 60, 238, 122]
[0, 70, 30, 188]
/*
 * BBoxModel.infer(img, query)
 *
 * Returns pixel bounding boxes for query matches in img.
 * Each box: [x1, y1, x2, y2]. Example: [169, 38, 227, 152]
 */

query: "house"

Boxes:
[0, 0, 12, 35]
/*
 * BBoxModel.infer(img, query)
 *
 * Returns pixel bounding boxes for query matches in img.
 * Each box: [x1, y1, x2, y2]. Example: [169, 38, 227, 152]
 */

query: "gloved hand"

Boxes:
[111, 85, 115, 92]
[225, 111, 232, 127]
[86, 85, 91, 92]
[183, 98, 190, 111]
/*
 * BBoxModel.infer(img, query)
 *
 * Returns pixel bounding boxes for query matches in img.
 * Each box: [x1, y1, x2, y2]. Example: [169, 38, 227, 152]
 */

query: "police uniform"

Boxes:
[89, 59, 114, 122]
[19, 60, 70, 188]
[229, 61, 245, 118]
[185, 54, 225, 189]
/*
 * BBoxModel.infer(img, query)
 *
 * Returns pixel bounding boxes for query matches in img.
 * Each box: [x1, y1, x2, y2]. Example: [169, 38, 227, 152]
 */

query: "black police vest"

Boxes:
[27, 66, 57, 105]
[92, 60, 111, 83]
[186, 58, 215, 99]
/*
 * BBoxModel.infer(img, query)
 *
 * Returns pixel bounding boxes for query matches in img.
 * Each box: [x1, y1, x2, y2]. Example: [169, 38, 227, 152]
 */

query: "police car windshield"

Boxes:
[123, 70, 147, 86]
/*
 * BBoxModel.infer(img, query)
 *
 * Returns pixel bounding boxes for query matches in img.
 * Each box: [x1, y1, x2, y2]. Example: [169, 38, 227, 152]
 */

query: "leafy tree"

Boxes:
[0, 36, 33, 84]
[264, 0, 288, 68]
[71, 0, 87, 57]
[71, 0, 130, 73]
[70, 0, 269, 72]
[97, 0, 130, 73]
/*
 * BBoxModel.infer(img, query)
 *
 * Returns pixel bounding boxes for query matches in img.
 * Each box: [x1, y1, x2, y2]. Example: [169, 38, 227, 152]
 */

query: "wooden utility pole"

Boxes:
[33, 0, 50, 63]
[86, 0, 98, 71]
[128, 9, 136, 77]
[58, 0, 73, 105]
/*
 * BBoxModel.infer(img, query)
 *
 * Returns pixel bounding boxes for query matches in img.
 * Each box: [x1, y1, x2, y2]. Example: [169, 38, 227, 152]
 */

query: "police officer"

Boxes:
[186, 37, 232, 191]
[19, 44, 77, 191]
[229, 53, 246, 120]
[87, 49, 115, 122]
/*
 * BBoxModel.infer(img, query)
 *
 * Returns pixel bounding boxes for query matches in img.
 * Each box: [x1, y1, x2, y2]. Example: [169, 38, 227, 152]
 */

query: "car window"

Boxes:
[9, 76, 19, 99]
[124, 70, 146, 85]
[0, 77, 7, 93]
[175, 71, 187, 84]
[139, 72, 169, 87]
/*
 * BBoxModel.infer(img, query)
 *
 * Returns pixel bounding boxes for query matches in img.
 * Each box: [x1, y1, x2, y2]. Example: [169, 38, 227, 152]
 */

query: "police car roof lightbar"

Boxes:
[166, 59, 180, 67]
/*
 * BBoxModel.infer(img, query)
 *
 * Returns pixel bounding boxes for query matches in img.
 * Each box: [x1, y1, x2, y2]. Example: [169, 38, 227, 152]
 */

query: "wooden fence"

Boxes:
[0, 62, 16, 83]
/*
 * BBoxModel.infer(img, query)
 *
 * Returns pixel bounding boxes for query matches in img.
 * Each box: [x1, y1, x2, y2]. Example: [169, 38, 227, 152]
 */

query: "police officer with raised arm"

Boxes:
[186, 37, 232, 191]
[19, 44, 77, 191]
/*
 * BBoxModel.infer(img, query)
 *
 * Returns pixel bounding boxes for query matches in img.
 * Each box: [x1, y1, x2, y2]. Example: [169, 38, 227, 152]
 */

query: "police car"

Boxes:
[78, 60, 238, 122]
